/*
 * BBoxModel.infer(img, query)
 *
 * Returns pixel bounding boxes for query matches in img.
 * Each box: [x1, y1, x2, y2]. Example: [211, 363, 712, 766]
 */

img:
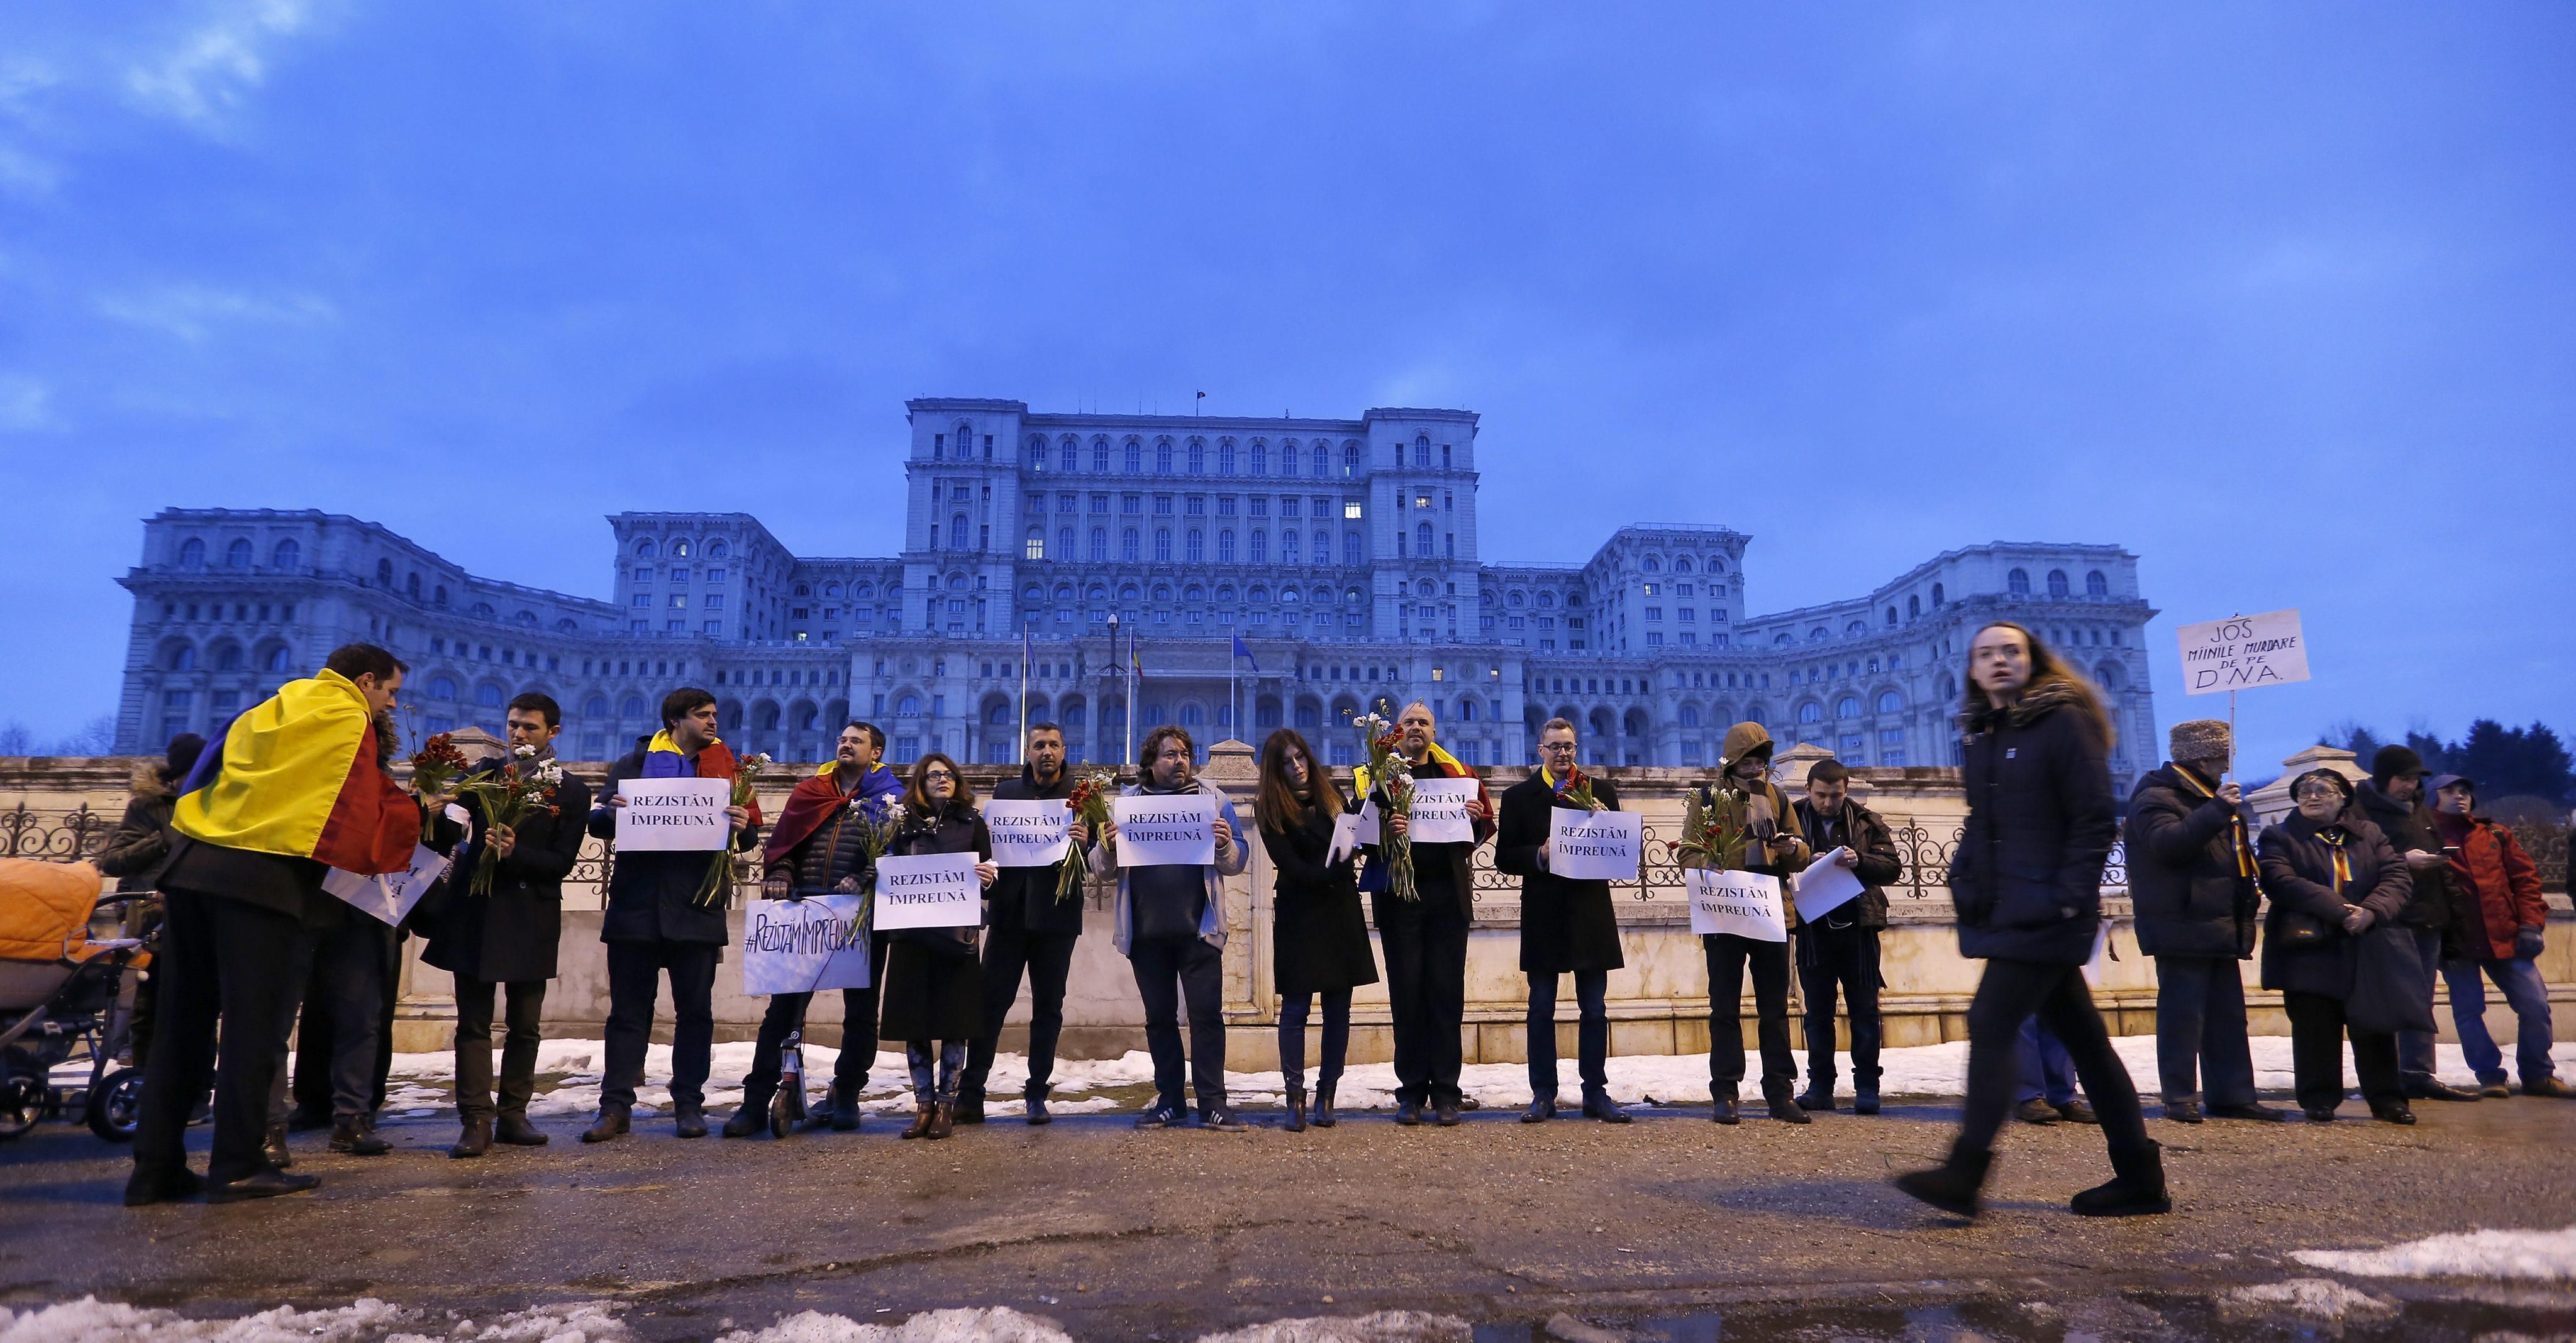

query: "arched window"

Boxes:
[476, 684, 504, 709]
[2085, 569, 2109, 597]
[471, 602, 496, 619]
[950, 514, 970, 550]
[212, 643, 243, 671]
[2046, 568, 2070, 598]
[264, 645, 291, 673]
[1121, 528, 1140, 561]
[1344, 533, 1361, 565]
[1179, 704, 1204, 726]
[1642, 555, 1662, 573]
[1091, 438, 1111, 472]
[1247, 440, 1264, 475]
[583, 694, 609, 718]
[635, 539, 657, 558]
[1250, 529, 1267, 563]
[428, 676, 458, 700]
[1156, 440, 1174, 473]
[1836, 695, 1862, 719]
[1460, 697, 1480, 722]
[1218, 530, 1236, 563]
[1123, 440, 1142, 473]
[1186, 441, 1204, 473]
[1877, 690, 1903, 713]
[1907, 594, 1921, 617]
[406, 573, 421, 600]
[1931, 582, 1945, 605]
[222, 538, 252, 568]
[1798, 702, 1823, 724]
[1413, 434, 1431, 467]
[375, 558, 394, 587]
[1415, 521, 1433, 556]
[2007, 568, 2030, 596]
[1342, 443, 1360, 475]
[1886, 607, 1899, 627]
[896, 694, 922, 717]
[1186, 529, 1204, 562]
[1061, 436, 1079, 472]
[1057, 526, 1074, 557]
[1027, 527, 1046, 560]
[706, 539, 728, 558]
[1313, 445, 1330, 475]
[672, 539, 692, 558]
[1281, 531, 1300, 564]
[1089, 528, 1108, 561]
[269, 538, 301, 570]
[621, 695, 647, 718]
[1679, 704, 1702, 727]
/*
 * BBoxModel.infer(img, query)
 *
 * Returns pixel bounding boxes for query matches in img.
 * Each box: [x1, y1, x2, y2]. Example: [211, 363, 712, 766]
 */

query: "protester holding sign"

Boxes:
[879, 754, 997, 1141]
[960, 722, 1090, 1126]
[1494, 719, 1629, 1125]
[129, 644, 425, 1207]
[1094, 724, 1252, 1130]
[1677, 722, 1811, 1125]
[2124, 720, 2280, 1125]
[1355, 702, 1495, 1127]
[582, 688, 762, 1144]
[1254, 728, 1378, 1132]
[2257, 769, 2417, 1124]
[724, 722, 901, 1139]
[1895, 622, 2163, 1220]
[1790, 758, 1904, 1117]
[425, 693, 592, 1158]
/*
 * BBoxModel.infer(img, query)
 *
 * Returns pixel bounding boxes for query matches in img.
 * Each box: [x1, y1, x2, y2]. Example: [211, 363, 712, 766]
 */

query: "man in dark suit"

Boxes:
[427, 692, 592, 1158]
[1494, 717, 1630, 1123]
[959, 721, 1088, 1125]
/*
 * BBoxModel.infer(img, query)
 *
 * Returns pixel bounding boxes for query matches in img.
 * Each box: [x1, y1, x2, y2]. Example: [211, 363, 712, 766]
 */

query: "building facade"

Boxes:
[114, 398, 2162, 787]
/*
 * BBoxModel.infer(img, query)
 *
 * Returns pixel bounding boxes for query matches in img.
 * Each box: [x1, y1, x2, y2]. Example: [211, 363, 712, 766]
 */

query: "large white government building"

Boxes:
[113, 398, 2162, 785]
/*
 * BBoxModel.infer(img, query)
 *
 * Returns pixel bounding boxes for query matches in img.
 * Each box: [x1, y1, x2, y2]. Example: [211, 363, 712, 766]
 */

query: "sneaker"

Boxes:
[1201, 1107, 1248, 1132]
[1135, 1102, 1184, 1129]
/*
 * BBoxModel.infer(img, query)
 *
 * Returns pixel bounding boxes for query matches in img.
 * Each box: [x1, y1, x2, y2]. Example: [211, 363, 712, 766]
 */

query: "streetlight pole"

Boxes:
[1107, 612, 1122, 768]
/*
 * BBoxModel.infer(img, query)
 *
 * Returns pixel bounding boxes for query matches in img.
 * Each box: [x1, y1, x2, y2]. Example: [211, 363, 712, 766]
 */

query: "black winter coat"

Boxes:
[1791, 797, 1905, 929]
[1494, 773, 1627, 973]
[423, 765, 591, 983]
[2258, 813, 2412, 1000]
[2346, 782, 2453, 935]
[587, 742, 762, 946]
[97, 768, 181, 893]
[1260, 786, 1380, 995]
[2124, 763, 2260, 960]
[877, 799, 991, 1041]
[1949, 687, 2119, 966]
[989, 767, 1085, 939]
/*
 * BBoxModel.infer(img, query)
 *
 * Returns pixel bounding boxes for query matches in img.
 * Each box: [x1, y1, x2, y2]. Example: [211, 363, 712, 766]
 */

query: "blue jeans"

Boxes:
[2396, 928, 2446, 1087]
[2444, 958, 2556, 1087]
[2016, 1015, 2077, 1107]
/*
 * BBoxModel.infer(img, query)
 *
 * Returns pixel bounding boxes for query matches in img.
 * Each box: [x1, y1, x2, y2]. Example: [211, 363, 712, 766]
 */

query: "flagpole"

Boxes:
[1018, 626, 1030, 766]
[1125, 625, 1137, 770]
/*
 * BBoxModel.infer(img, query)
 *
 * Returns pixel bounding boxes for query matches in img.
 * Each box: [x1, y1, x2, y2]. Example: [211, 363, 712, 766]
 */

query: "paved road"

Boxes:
[5, 1097, 2574, 1339]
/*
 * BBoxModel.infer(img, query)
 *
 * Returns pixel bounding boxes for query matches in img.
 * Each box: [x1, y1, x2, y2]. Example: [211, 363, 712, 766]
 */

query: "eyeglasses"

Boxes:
[1539, 741, 1577, 753]
[2293, 785, 2341, 800]
[923, 770, 955, 782]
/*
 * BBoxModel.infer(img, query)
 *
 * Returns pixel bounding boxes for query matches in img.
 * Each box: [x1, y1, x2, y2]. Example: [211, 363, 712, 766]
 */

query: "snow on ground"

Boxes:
[0, 1297, 633, 1343]
[716, 1307, 1073, 1342]
[1193, 1312, 1472, 1342]
[378, 1037, 2576, 1120]
[2293, 1225, 2576, 1281]
[2223, 1279, 2398, 1321]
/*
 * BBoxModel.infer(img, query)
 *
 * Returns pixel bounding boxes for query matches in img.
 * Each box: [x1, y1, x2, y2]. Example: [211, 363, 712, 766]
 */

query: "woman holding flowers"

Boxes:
[879, 753, 998, 1140]
[1494, 717, 1628, 1125]
[1254, 728, 1377, 1131]
[1355, 702, 1494, 1128]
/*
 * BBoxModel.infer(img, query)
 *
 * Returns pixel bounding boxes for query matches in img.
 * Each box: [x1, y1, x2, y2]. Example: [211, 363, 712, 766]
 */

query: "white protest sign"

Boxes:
[984, 799, 1072, 868]
[1353, 801, 1380, 846]
[1792, 847, 1866, 923]
[1111, 793, 1216, 867]
[2177, 609, 2311, 697]
[740, 893, 872, 995]
[615, 777, 733, 850]
[1408, 777, 1480, 844]
[872, 851, 983, 930]
[1548, 807, 1641, 882]
[2081, 920, 2112, 988]
[1326, 812, 1362, 865]
[323, 843, 450, 927]
[1687, 868, 1787, 942]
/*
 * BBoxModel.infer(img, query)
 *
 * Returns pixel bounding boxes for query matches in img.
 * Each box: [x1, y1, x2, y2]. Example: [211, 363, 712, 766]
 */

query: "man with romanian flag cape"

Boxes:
[127, 644, 427, 1207]
[723, 720, 900, 1138]
[582, 687, 762, 1143]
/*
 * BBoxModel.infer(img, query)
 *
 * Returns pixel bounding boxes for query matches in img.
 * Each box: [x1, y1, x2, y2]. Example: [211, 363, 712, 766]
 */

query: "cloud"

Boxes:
[121, 0, 315, 123]
[96, 284, 336, 343]
[0, 375, 64, 433]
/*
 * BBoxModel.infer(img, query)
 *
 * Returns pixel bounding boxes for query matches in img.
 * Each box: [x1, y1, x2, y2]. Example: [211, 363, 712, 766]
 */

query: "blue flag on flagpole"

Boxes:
[1231, 635, 1259, 673]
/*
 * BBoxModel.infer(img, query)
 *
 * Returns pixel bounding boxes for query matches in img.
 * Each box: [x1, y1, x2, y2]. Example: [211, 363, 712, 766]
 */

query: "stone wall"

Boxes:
[7, 748, 2569, 1069]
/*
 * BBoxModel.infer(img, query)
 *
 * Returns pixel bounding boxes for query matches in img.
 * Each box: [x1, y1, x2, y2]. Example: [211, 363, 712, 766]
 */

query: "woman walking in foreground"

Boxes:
[1895, 621, 2169, 1219]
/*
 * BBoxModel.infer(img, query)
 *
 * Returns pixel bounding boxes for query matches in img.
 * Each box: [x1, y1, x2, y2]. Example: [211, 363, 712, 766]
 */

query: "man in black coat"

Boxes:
[426, 693, 591, 1158]
[2345, 746, 2478, 1103]
[2124, 720, 2283, 1124]
[1494, 717, 1628, 1124]
[582, 688, 761, 1142]
[1790, 758, 1905, 1115]
[959, 722, 1088, 1125]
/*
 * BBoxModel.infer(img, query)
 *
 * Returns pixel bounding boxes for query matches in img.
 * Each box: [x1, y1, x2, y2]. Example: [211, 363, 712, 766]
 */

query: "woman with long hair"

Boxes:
[1253, 728, 1379, 1130]
[1895, 621, 2167, 1219]
[878, 753, 997, 1140]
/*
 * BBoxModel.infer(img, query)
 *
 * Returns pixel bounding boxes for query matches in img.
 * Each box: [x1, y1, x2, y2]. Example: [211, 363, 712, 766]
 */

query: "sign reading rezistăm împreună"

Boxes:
[614, 777, 733, 850]
[1548, 807, 1641, 881]
[1687, 868, 1787, 941]
[984, 798, 1072, 868]
[872, 851, 983, 931]
[1111, 794, 1216, 867]
[2176, 609, 2311, 696]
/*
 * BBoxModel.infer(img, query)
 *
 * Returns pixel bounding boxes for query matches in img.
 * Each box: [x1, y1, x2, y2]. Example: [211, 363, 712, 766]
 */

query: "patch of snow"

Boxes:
[2292, 1225, 2576, 1281]
[2223, 1279, 2397, 1320]
[0, 1296, 421, 1342]
[1196, 1311, 1474, 1343]
[716, 1307, 1072, 1342]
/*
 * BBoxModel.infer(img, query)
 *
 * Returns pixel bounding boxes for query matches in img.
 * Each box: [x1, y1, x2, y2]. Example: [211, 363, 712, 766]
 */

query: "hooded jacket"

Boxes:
[2124, 761, 2261, 959]
[1679, 723, 1812, 927]
[1948, 681, 2119, 966]
[97, 764, 182, 893]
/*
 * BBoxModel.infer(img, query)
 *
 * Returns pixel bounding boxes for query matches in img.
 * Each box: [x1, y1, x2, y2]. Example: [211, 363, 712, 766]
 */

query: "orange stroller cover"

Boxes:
[0, 859, 103, 963]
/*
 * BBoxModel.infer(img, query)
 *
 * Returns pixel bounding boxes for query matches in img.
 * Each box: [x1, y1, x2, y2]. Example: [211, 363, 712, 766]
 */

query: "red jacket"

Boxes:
[2444, 818, 2545, 961]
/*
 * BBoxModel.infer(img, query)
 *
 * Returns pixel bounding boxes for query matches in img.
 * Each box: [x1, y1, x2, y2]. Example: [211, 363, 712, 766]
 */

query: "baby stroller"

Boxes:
[0, 859, 150, 1142]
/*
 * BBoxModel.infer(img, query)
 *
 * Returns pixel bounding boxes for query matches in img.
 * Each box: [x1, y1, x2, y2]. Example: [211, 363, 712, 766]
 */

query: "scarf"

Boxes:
[2316, 825, 2352, 894]
[2174, 766, 2255, 877]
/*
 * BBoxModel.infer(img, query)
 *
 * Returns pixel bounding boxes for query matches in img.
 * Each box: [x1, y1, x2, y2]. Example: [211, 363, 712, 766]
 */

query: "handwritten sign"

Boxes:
[1409, 777, 1481, 844]
[1548, 807, 1641, 881]
[1792, 847, 1865, 922]
[740, 893, 872, 995]
[2177, 609, 2311, 697]
[323, 843, 450, 927]
[1687, 868, 1786, 941]
[872, 851, 983, 930]
[615, 777, 732, 850]
[985, 799, 1072, 868]
[1111, 793, 1216, 867]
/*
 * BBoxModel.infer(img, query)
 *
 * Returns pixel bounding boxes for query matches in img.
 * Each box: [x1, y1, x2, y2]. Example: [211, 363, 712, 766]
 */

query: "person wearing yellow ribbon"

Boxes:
[2124, 719, 2283, 1124]
[2257, 768, 2416, 1124]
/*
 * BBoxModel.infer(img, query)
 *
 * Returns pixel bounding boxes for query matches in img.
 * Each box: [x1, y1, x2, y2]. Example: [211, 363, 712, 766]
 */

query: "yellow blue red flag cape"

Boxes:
[171, 668, 418, 876]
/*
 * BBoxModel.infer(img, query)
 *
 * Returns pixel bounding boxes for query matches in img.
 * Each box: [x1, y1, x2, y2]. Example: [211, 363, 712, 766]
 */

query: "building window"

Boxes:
[1121, 528, 1140, 561]
[2047, 568, 2070, 598]
[1027, 531, 1045, 560]
[2008, 568, 2030, 596]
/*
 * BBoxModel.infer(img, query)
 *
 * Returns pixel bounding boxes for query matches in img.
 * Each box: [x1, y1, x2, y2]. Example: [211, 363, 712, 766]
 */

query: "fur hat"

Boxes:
[2168, 719, 2231, 763]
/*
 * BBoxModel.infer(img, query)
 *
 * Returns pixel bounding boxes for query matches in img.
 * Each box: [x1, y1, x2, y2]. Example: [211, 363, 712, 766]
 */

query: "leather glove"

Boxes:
[2516, 925, 2545, 959]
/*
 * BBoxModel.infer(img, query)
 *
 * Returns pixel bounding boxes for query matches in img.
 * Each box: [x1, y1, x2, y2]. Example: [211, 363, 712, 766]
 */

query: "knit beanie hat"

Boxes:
[2370, 744, 2428, 788]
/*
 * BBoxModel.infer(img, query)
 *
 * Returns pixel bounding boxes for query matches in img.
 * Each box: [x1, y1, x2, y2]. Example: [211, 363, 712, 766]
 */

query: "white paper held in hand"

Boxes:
[872, 851, 983, 930]
[1548, 807, 1641, 881]
[1111, 793, 1216, 866]
[984, 798, 1072, 868]
[740, 893, 872, 995]
[1326, 812, 1362, 865]
[1792, 846, 1865, 922]
[1687, 868, 1786, 941]
[1406, 777, 1480, 844]
[323, 844, 449, 927]
[614, 777, 733, 851]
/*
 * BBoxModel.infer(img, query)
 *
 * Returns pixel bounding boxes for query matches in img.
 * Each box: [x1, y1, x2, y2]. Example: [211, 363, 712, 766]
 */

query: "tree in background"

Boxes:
[0, 714, 121, 757]
[2324, 719, 2573, 805]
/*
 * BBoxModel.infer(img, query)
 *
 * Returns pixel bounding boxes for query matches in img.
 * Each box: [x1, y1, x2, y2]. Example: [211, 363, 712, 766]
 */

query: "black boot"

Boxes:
[263, 1120, 294, 1170]
[828, 1080, 863, 1132]
[2070, 1140, 2172, 1217]
[494, 1112, 549, 1146]
[329, 1117, 391, 1156]
[673, 1103, 709, 1139]
[1854, 1079, 1881, 1116]
[1285, 1078, 1307, 1133]
[1894, 1143, 1993, 1219]
[1311, 1080, 1337, 1129]
[1765, 1086, 1812, 1125]
[579, 1107, 630, 1144]
[954, 1090, 985, 1125]
[1711, 1095, 1740, 1125]
[448, 1115, 492, 1159]
[721, 1102, 769, 1138]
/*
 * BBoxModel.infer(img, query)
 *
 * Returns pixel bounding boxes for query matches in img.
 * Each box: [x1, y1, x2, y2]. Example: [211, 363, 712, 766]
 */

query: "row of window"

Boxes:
[630, 538, 731, 561]
[1019, 525, 1375, 566]
[1005, 432, 1377, 478]
[174, 537, 300, 571]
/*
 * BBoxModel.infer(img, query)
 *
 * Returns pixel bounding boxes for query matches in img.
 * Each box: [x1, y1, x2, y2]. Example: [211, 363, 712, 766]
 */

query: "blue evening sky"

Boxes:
[2, 3, 2568, 768]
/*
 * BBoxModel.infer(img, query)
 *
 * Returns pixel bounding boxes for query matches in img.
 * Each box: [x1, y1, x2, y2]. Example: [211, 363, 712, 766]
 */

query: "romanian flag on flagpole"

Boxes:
[171, 668, 418, 876]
